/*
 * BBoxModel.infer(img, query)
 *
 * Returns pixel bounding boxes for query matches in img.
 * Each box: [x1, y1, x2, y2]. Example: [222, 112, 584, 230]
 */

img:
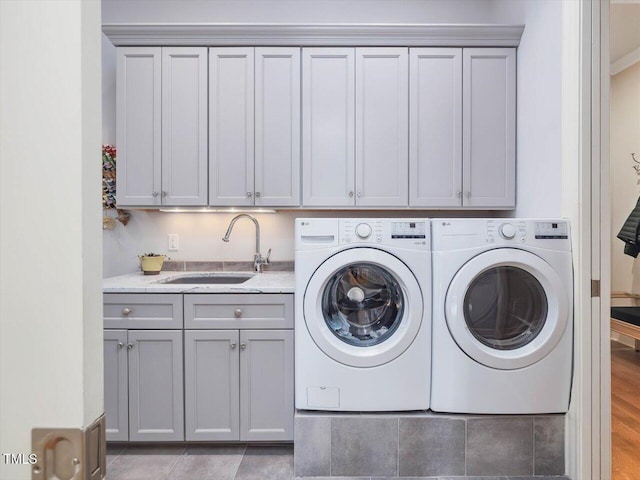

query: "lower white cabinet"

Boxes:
[185, 329, 294, 441]
[103, 329, 184, 442]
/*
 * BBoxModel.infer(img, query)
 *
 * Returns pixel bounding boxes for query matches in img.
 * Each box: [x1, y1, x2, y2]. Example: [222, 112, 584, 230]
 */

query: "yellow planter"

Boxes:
[138, 255, 166, 275]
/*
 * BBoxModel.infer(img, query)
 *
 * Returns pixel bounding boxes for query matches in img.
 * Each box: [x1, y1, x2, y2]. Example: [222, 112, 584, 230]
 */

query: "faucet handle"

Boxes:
[265, 248, 271, 264]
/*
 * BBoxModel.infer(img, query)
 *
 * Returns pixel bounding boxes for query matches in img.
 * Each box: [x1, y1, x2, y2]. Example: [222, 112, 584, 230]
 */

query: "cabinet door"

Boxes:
[463, 48, 516, 208]
[255, 48, 301, 207]
[209, 48, 255, 206]
[355, 48, 408, 206]
[162, 47, 208, 206]
[128, 330, 184, 441]
[184, 330, 240, 441]
[116, 47, 162, 206]
[239, 330, 294, 441]
[104, 330, 128, 441]
[302, 48, 355, 206]
[409, 48, 462, 207]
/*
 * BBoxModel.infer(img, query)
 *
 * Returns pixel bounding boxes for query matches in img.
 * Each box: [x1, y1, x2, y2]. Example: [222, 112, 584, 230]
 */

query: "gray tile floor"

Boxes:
[106, 444, 569, 480]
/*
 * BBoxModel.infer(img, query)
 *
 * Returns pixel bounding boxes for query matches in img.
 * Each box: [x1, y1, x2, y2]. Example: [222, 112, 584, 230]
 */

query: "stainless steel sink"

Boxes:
[159, 273, 254, 285]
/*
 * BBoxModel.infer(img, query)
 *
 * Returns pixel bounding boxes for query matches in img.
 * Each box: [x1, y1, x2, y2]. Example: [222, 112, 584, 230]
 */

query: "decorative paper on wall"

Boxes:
[102, 144, 117, 209]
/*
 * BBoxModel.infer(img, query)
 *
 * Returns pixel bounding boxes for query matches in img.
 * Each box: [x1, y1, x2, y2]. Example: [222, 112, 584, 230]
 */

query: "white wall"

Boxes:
[610, 62, 640, 294]
[0, 1, 103, 478]
[102, 0, 564, 277]
[490, 0, 563, 218]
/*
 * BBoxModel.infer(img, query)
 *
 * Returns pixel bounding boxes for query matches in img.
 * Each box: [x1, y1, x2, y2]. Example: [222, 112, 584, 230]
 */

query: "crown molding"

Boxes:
[102, 23, 525, 47]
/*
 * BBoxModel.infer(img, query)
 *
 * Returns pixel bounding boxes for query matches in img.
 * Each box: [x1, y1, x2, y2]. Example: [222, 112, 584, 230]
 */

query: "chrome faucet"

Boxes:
[222, 214, 271, 273]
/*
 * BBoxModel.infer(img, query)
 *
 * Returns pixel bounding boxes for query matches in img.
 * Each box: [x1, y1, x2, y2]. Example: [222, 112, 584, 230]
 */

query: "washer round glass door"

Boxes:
[304, 248, 423, 368]
[445, 249, 569, 370]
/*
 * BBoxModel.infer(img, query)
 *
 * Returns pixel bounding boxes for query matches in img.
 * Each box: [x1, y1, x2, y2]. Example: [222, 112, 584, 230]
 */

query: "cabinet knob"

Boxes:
[230, 342, 237, 349]
[127, 343, 134, 350]
[456, 191, 462, 199]
[122, 308, 132, 316]
[357, 192, 362, 197]
[255, 192, 261, 198]
[152, 191, 159, 197]
[234, 309, 242, 318]
[465, 191, 471, 198]
[247, 192, 253, 198]
[348, 191, 354, 198]
[240, 343, 247, 349]
[117, 342, 124, 349]
[161, 191, 167, 197]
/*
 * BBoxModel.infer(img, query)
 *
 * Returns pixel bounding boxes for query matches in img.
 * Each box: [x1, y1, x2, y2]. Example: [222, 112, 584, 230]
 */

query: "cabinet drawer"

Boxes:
[104, 293, 183, 329]
[184, 294, 293, 329]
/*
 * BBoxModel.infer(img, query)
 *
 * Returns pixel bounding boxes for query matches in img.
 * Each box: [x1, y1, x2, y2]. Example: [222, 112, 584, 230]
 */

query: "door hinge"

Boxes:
[591, 279, 601, 298]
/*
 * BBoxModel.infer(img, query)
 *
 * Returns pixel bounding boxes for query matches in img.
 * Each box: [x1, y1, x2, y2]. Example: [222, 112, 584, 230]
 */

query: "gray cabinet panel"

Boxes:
[184, 294, 294, 329]
[240, 330, 294, 441]
[409, 48, 463, 207]
[128, 330, 184, 441]
[209, 48, 255, 206]
[104, 330, 128, 441]
[185, 330, 240, 441]
[302, 48, 355, 206]
[116, 47, 162, 207]
[355, 47, 408, 206]
[103, 293, 183, 329]
[462, 48, 516, 208]
[255, 47, 301, 207]
[162, 47, 208, 206]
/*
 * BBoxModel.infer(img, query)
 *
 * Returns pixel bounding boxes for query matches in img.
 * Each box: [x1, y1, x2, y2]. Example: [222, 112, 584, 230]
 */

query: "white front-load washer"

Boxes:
[295, 218, 431, 411]
[431, 219, 573, 414]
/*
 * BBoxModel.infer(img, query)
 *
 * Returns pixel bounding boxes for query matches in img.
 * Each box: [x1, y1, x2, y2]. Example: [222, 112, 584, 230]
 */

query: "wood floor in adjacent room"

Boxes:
[611, 340, 640, 480]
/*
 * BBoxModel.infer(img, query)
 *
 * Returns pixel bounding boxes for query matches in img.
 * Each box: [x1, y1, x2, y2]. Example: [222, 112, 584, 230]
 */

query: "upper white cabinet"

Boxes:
[463, 48, 516, 208]
[409, 48, 462, 207]
[116, 47, 208, 207]
[356, 48, 408, 206]
[302, 47, 408, 207]
[409, 47, 515, 208]
[210, 47, 301, 207]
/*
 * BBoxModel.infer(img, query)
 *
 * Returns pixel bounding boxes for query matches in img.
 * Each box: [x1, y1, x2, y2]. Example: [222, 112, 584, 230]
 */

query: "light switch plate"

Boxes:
[168, 234, 179, 251]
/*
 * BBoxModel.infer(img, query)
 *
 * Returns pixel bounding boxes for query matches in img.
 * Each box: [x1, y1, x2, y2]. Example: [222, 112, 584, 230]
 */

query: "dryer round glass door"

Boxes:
[445, 248, 570, 370]
[304, 247, 423, 368]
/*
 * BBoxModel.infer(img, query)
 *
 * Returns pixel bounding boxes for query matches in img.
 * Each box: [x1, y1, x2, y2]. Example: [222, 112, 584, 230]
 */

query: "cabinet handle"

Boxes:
[122, 308, 132, 316]
[230, 342, 237, 349]
[247, 192, 253, 198]
[161, 191, 167, 197]
[234, 309, 242, 318]
[348, 191, 354, 198]
[152, 191, 159, 197]
[127, 343, 134, 350]
[357, 192, 362, 198]
[240, 343, 247, 349]
[465, 191, 472, 198]
[255, 192, 261, 198]
[117, 342, 124, 349]
[456, 191, 462, 199]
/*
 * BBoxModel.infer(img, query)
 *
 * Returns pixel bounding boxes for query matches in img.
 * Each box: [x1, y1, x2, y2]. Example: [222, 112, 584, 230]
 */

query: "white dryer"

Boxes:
[431, 219, 573, 414]
[295, 218, 431, 411]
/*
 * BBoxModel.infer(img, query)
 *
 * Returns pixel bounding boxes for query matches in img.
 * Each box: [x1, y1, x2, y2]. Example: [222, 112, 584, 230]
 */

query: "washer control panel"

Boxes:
[340, 219, 428, 247]
[487, 221, 526, 243]
[535, 221, 569, 239]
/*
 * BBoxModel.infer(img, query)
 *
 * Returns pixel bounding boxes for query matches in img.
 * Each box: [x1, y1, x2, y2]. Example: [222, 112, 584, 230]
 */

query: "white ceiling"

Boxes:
[610, 2, 640, 62]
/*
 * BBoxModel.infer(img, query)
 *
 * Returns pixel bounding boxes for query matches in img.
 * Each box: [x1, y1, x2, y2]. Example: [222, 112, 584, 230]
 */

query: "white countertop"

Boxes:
[103, 271, 295, 294]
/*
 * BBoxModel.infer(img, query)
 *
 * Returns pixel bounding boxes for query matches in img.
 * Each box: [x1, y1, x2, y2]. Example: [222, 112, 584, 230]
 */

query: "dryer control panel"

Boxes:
[339, 219, 429, 248]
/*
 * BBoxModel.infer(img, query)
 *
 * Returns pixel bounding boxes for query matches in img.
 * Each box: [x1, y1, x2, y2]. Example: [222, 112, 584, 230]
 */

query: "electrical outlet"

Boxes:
[168, 234, 179, 251]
